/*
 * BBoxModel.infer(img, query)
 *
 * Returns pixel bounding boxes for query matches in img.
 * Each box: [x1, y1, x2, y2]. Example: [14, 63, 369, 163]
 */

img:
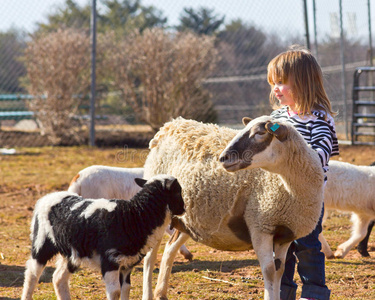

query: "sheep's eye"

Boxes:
[252, 131, 267, 141]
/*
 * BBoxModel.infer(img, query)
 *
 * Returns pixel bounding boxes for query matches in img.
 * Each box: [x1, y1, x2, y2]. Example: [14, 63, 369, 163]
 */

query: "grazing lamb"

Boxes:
[142, 116, 324, 300]
[319, 160, 375, 258]
[21, 175, 185, 300]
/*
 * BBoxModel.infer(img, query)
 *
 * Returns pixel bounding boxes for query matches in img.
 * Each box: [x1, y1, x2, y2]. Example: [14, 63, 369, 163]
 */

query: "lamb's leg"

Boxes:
[154, 231, 190, 300]
[357, 220, 374, 257]
[250, 231, 279, 300]
[142, 239, 162, 300]
[165, 226, 193, 261]
[335, 213, 373, 258]
[52, 255, 73, 300]
[104, 270, 121, 300]
[120, 267, 132, 300]
[319, 233, 334, 259]
[319, 210, 335, 259]
[21, 258, 46, 300]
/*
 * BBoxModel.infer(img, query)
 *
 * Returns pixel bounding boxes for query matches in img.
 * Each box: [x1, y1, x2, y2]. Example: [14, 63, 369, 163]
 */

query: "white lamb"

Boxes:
[319, 160, 375, 258]
[68, 165, 144, 199]
[142, 116, 324, 300]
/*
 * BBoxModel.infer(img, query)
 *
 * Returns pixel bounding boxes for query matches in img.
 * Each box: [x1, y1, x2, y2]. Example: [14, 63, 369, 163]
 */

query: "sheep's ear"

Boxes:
[242, 117, 252, 126]
[265, 122, 288, 142]
[165, 178, 180, 191]
[135, 178, 147, 187]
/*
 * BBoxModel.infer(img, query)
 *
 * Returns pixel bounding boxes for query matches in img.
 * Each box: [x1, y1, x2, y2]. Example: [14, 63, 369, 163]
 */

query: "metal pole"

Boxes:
[339, 0, 348, 140]
[303, 0, 311, 49]
[368, 0, 373, 66]
[313, 0, 318, 59]
[89, 0, 97, 147]
[367, 0, 375, 132]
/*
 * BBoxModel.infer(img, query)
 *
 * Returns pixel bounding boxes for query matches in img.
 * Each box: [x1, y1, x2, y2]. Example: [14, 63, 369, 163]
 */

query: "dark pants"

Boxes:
[280, 205, 331, 300]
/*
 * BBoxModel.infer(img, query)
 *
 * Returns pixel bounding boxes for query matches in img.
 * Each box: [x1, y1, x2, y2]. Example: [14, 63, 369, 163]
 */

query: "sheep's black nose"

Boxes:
[219, 154, 227, 163]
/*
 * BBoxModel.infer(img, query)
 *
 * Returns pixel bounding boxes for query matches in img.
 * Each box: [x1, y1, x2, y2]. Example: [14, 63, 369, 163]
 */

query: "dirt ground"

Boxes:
[330, 144, 375, 165]
[0, 143, 375, 299]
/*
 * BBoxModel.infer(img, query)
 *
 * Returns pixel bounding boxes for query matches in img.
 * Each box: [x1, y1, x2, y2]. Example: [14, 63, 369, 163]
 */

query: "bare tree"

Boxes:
[22, 28, 91, 145]
[105, 28, 218, 131]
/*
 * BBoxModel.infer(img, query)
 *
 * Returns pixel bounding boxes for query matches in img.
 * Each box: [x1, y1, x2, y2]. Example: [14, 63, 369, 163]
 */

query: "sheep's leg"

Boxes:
[250, 231, 279, 300]
[142, 240, 162, 300]
[335, 213, 373, 258]
[52, 255, 73, 300]
[21, 258, 46, 300]
[120, 267, 132, 300]
[273, 242, 291, 300]
[104, 270, 121, 300]
[165, 226, 193, 261]
[357, 220, 374, 257]
[251, 229, 289, 300]
[154, 231, 190, 300]
[319, 209, 335, 259]
[319, 233, 334, 259]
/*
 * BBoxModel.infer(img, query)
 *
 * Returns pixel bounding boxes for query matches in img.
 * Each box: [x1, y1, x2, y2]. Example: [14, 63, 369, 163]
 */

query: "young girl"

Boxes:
[267, 46, 339, 300]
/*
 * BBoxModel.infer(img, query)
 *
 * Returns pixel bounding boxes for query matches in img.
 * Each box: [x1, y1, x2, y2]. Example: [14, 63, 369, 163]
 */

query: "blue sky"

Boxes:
[0, 0, 372, 42]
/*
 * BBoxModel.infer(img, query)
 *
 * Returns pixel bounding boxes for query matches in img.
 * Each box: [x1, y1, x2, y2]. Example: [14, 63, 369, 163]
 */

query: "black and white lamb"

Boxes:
[67, 165, 192, 299]
[68, 165, 192, 260]
[21, 175, 185, 300]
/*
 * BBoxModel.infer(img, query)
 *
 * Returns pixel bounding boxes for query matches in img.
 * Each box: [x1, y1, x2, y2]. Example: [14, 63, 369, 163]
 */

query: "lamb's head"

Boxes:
[219, 115, 290, 172]
[135, 175, 185, 216]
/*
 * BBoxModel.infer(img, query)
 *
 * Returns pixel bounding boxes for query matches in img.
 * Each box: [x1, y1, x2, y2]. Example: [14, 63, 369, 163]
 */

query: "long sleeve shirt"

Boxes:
[271, 106, 339, 181]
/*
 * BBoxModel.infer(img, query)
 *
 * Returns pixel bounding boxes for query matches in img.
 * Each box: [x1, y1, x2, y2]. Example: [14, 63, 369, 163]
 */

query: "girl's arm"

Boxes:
[310, 117, 338, 168]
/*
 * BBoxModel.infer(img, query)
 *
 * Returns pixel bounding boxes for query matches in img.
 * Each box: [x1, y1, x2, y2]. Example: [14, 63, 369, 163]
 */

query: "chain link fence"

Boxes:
[1, 0, 374, 147]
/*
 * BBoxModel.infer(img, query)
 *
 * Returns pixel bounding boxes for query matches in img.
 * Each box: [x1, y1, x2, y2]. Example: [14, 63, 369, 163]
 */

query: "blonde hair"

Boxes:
[267, 45, 336, 117]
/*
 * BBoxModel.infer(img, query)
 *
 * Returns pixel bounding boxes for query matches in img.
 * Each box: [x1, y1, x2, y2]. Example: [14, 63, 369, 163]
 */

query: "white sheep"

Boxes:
[21, 175, 185, 300]
[319, 160, 375, 258]
[68, 165, 144, 199]
[142, 116, 324, 300]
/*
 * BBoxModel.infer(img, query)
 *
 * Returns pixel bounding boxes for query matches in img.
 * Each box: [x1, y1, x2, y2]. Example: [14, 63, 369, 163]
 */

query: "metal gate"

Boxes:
[351, 67, 375, 145]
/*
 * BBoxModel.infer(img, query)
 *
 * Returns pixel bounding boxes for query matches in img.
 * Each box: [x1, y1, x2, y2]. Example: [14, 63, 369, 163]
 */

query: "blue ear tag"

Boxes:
[270, 123, 280, 132]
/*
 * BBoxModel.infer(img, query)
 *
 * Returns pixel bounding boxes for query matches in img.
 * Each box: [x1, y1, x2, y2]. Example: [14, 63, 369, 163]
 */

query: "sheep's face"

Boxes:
[135, 176, 185, 216]
[219, 116, 288, 172]
[164, 178, 185, 216]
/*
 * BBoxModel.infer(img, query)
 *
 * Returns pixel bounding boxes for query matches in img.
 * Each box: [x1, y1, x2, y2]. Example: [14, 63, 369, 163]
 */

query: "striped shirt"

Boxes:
[271, 106, 339, 179]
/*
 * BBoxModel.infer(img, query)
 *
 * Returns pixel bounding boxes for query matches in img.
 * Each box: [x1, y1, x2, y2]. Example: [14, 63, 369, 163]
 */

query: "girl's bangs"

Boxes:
[268, 58, 289, 84]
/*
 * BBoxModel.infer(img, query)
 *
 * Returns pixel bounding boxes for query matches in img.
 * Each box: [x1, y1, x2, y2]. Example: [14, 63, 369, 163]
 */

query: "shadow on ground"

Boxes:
[0, 264, 54, 288]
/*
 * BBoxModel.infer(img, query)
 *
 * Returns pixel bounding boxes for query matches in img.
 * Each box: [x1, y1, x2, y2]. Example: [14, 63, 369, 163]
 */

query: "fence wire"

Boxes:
[1, 0, 375, 146]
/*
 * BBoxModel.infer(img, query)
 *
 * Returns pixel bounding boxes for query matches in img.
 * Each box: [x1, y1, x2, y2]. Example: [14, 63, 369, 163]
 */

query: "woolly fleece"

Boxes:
[144, 117, 324, 251]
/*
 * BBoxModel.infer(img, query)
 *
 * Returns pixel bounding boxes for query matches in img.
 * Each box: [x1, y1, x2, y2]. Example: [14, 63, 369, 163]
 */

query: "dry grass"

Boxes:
[1, 145, 375, 299]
